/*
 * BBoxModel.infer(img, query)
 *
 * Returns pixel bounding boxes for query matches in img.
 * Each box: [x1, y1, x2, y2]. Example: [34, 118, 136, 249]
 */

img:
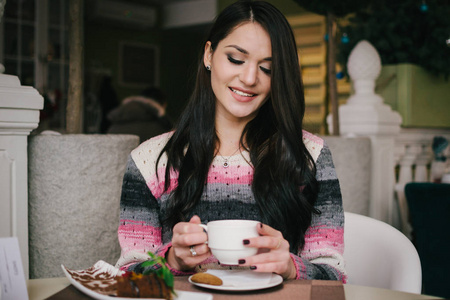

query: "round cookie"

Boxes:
[191, 273, 223, 286]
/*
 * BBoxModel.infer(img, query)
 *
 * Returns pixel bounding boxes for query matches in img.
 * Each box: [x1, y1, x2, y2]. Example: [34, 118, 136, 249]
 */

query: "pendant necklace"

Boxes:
[217, 147, 241, 168]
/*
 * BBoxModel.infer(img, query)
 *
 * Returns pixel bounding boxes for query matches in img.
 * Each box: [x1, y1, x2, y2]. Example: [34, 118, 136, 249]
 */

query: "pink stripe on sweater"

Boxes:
[303, 226, 344, 255]
[207, 169, 253, 184]
[118, 224, 162, 253]
[293, 254, 307, 279]
[147, 167, 179, 199]
[290, 253, 302, 280]
[118, 222, 161, 236]
[305, 226, 344, 244]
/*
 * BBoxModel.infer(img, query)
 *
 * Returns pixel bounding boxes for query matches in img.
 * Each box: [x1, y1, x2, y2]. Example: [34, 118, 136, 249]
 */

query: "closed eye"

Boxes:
[227, 55, 244, 65]
[228, 54, 271, 75]
[260, 66, 271, 75]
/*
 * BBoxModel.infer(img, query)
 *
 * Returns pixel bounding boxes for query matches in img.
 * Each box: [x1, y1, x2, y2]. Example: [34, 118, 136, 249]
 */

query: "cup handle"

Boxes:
[199, 224, 208, 232]
[198, 224, 208, 244]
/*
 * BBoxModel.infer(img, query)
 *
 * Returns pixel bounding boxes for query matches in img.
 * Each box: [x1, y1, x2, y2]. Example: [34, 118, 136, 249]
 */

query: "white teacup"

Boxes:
[199, 219, 259, 265]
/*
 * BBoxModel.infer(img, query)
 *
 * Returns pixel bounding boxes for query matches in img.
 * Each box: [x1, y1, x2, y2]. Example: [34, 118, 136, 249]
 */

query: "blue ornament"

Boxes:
[336, 72, 345, 79]
[341, 34, 349, 44]
[420, 2, 428, 12]
[324, 34, 329, 41]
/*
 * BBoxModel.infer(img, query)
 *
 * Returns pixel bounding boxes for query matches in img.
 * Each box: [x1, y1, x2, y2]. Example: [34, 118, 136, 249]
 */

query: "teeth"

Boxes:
[230, 88, 255, 97]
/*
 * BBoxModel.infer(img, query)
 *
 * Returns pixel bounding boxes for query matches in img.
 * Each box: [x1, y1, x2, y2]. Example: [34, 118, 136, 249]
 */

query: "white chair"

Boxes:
[344, 212, 422, 294]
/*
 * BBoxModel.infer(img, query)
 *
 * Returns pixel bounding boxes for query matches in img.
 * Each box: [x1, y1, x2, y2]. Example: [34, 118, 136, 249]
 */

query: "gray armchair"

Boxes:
[28, 134, 139, 278]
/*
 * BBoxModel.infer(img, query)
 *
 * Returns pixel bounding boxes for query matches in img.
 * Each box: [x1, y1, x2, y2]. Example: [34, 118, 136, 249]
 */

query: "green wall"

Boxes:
[377, 64, 450, 128]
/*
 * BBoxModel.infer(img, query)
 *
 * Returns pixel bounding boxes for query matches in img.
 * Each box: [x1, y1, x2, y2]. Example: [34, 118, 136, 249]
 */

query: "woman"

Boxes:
[116, 0, 346, 281]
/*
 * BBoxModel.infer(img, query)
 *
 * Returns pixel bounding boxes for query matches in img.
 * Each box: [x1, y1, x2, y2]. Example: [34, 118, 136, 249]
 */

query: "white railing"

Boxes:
[394, 128, 450, 237]
[328, 40, 450, 238]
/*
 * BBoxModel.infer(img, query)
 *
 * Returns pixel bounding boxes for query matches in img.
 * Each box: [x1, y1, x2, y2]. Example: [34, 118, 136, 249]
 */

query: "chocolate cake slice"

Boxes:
[116, 252, 175, 299]
[117, 272, 173, 299]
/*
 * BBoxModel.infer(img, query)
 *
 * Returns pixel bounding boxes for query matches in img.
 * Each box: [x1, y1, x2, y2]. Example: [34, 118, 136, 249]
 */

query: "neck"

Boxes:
[215, 117, 246, 156]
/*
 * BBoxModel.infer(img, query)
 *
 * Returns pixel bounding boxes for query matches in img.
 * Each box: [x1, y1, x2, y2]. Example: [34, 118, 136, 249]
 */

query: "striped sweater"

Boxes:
[115, 131, 346, 281]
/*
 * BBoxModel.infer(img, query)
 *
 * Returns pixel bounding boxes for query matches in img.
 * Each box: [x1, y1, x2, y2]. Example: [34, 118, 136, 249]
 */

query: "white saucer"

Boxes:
[189, 273, 283, 291]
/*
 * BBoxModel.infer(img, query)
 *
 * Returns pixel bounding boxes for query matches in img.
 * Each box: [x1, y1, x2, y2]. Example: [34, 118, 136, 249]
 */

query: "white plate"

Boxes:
[61, 260, 212, 300]
[188, 272, 283, 291]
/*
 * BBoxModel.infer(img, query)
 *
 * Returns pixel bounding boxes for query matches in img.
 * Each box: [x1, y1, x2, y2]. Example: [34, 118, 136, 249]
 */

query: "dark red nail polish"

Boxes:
[250, 266, 257, 270]
[238, 259, 246, 264]
[243, 239, 250, 245]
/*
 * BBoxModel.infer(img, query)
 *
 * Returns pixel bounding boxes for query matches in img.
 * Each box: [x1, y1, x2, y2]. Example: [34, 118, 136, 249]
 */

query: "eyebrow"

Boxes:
[225, 44, 272, 61]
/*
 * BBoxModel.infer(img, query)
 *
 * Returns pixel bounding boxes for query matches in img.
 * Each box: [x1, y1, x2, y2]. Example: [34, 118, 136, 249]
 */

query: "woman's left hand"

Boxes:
[239, 223, 296, 280]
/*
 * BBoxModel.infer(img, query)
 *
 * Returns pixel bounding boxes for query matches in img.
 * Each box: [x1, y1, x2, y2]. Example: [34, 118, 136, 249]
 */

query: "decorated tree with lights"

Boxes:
[292, 1, 370, 135]
[337, 0, 450, 79]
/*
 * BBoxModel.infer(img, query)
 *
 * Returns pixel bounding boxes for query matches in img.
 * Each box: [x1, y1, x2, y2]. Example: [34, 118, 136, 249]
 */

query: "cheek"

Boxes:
[210, 64, 228, 87]
[211, 56, 231, 80]
[210, 72, 223, 97]
[262, 79, 271, 96]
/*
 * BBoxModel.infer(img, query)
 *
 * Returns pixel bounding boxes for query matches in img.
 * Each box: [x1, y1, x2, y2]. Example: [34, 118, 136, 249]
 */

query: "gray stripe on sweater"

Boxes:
[315, 143, 339, 182]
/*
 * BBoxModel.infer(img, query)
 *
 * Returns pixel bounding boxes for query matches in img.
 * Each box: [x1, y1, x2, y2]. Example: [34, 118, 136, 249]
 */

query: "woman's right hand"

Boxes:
[167, 215, 210, 271]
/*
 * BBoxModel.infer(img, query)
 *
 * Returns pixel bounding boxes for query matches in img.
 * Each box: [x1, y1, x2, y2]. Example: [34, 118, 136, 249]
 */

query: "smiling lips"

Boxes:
[229, 87, 257, 102]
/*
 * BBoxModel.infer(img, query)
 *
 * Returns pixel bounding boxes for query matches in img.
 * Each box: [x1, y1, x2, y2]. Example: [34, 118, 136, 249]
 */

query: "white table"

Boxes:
[27, 277, 443, 300]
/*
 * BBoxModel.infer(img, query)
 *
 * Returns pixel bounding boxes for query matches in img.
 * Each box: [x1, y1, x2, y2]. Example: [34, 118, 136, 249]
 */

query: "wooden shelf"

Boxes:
[287, 14, 325, 27]
[338, 81, 351, 94]
[289, 12, 351, 134]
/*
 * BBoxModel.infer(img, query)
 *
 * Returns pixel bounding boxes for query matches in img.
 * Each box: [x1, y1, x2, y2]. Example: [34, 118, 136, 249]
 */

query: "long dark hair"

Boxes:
[157, 0, 319, 252]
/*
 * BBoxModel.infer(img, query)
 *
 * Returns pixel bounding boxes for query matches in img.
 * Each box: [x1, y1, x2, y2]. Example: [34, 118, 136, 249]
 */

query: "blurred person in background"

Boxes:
[107, 87, 173, 142]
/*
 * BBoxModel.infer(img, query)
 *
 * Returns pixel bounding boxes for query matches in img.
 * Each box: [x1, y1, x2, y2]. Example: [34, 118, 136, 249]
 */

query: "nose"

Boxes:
[239, 63, 258, 86]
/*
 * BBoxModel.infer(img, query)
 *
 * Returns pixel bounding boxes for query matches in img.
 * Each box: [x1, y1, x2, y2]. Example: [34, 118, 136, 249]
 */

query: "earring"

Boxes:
[206, 65, 211, 71]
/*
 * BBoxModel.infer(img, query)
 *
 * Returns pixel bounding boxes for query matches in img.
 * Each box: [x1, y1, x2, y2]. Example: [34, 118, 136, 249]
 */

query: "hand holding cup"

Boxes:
[199, 220, 260, 265]
[238, 222, 297, 279]
[168, 217, 295, 279]
[168, 215, 210, 271]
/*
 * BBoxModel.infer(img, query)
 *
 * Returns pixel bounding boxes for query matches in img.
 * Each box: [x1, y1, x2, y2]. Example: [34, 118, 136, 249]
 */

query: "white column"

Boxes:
[327, 40, 402, 226]
[0, 74, 43, 278]
[414, 143, 431, 182]
[395, 144, 417, 236]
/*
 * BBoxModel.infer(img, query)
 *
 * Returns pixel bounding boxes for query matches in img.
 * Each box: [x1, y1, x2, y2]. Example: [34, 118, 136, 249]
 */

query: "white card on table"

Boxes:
[0, 237, 28, 300]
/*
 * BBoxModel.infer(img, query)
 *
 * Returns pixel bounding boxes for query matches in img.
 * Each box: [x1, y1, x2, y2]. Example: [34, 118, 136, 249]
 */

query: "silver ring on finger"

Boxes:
[190, 245, 197, 257]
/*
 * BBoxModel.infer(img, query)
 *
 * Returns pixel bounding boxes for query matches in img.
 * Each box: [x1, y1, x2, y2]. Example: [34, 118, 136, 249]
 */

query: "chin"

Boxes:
[219, 101, 262, 121]
[230, 110, 258, 120]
